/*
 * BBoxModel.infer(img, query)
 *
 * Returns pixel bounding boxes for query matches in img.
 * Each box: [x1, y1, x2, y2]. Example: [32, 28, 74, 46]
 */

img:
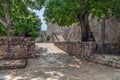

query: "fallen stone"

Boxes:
[0, 60, 27, 70]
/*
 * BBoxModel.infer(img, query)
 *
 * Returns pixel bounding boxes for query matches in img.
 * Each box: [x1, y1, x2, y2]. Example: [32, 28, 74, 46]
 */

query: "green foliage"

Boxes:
[43, 0, 120, 26]
[0, 0, 5, 19]
[45, 35, 51, 42]
[24, 0, 45, 10]
[0, 0, 44, 37]
[0, 23, 7, 36]
[14, 12, 41, 37]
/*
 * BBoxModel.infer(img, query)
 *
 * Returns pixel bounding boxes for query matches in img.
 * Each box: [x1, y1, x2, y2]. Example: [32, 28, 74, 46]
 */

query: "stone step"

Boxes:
[0, 60, 27, 70]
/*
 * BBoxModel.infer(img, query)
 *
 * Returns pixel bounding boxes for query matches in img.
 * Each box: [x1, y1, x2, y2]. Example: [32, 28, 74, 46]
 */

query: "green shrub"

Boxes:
[0, 23, 7, 36]
[45, 35, 51, 42]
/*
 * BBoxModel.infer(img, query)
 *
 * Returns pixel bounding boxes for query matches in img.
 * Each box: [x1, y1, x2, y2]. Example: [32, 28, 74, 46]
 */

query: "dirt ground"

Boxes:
[0, 43, 120, 80]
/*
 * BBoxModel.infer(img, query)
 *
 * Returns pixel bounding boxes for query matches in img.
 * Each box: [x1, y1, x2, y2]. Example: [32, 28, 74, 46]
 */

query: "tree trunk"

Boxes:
[0, 0, 14, 36]
[78, 10, 95, 41]
[3, 0, 12, 37]
[0, 16, 7, 29]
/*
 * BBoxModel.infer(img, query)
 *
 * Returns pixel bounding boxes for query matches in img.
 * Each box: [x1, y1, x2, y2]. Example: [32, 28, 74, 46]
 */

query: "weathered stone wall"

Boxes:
[54, 42, 120, 68]
[89, 16, 120, 43]
[47, 17, 120, 43]
[54, 42, 96, 58]
[47, 24, 81, 42]
[0, 37, 35, 60]
[97, 44, 120, 54]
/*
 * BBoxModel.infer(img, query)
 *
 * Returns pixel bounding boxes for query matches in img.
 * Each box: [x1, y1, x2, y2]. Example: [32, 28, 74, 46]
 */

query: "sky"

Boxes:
[36, 8, 47, 31]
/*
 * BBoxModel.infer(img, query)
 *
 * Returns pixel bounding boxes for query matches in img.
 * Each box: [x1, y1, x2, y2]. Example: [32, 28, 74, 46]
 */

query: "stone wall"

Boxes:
[54, 42, 97, 59]
[47, 24, 81, 42]
[54, 42, 120, 68]
[47, 16, 120, 43]
[90, 16, 120, 43]
[0, 37, 35, 60]
[97, 44, 120, 54]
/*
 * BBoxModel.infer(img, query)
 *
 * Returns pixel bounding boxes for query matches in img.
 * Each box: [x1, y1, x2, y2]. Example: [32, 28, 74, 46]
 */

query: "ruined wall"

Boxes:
[47, 24, 63, 35]
[47, 24, 81, 42]
[90, 16, 120, 43]
[63, 24, 81, 42]
[54, 42, 96, 58]
[47, 17, 120, 43]
[54, 42, 120, 68]
[0, 37, 35, 60]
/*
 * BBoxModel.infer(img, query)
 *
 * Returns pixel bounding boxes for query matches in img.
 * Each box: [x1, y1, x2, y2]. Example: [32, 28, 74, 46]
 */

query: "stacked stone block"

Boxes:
[54, 42, 96, 57]
[54, 42, 120, 68]
[0, 37, 35, 60]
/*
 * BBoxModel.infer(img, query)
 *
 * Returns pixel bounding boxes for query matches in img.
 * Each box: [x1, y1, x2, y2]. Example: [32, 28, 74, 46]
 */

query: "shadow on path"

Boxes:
[0, 43, 120, 80]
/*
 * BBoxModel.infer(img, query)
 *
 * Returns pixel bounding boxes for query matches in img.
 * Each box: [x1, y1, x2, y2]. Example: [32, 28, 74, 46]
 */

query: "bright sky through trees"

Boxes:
[36, 8, 47, 31]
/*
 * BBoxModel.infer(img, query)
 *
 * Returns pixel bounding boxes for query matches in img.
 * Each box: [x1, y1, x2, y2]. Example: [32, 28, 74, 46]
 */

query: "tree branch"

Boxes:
[3, 0, 11, 24]
[0, 16, 7, 29]
[3, 0, 12, 36]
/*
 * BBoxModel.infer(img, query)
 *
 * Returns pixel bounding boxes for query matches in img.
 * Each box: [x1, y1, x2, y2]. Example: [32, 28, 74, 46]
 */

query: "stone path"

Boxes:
[0, 43, 120, 80]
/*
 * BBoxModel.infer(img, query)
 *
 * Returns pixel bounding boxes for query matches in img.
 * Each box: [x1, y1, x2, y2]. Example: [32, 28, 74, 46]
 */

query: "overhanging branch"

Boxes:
[0, 16, 7, 29]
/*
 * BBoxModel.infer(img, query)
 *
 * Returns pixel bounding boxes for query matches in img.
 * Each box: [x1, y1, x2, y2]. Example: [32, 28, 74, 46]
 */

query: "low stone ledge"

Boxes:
[69, 52, 120, 69]
[0, 60, 27, 70]
[54, 42, 120, 69]
[88, 54, 120, 69]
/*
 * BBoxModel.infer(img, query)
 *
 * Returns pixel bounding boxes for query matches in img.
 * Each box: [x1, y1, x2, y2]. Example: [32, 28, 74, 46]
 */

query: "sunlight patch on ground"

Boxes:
[4, 74, 14, 80]
[45, 71, 64, 77]
[46, 78, 58, 80]
[35, 43, 67, 54]
[44, 71, 65, 80]
[30, 77, 45, 80]
[4, 74, 29, 80]
[69, 64, 81, 68]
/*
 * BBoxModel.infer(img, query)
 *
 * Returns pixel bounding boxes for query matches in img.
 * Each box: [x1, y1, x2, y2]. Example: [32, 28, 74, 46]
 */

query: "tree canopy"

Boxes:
[43, 0, 120, 41]
[0, 0, 44, 37]
[44, 0, 120, 26]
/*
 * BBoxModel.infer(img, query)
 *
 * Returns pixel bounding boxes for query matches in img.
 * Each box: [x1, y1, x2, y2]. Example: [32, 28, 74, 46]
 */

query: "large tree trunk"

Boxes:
[78, 10, 95, 41]
[0, 0, 13, 36]
[3, 0, 12, 36]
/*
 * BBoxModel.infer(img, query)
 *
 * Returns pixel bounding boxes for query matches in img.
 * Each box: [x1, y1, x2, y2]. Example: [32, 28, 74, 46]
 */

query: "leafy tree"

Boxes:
[43, 0, 120, 41]
[0, 0, 44, 37]
[0, 23, 7, 36]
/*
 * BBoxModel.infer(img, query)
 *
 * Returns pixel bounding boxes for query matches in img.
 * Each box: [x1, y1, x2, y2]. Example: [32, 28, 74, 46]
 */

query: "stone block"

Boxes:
[0, 60, 27, 70]
[0, 37, 35, 60]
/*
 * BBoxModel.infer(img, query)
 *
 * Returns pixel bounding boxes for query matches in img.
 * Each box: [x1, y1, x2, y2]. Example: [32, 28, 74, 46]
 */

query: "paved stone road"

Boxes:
[0, 43, 120, 80]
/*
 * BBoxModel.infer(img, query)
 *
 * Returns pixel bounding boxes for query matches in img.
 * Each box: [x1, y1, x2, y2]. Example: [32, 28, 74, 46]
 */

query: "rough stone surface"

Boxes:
[0, 60, 27, 70]
[89, 16, 120, 43]
[47, 17, 120, 43]
[54, 42, 97, 55]
[0, 37, 35, 60]
[54, 42, 120, 68]
[0, 43, 120, 80]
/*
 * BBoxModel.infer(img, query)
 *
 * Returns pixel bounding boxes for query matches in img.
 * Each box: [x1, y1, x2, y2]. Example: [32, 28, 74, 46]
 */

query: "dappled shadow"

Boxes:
[35, 45, 48, 58]
[0, 43, 120, 80]
[0, 55, 83, 80]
